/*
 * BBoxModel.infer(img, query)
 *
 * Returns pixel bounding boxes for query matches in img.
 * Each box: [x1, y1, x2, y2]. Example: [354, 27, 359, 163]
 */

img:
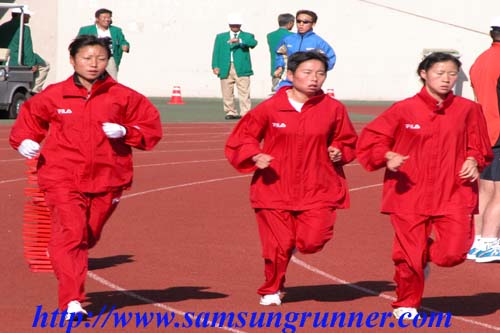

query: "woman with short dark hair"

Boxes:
[226, 50, 357, 306]
[356, 52, 492, 319]
[10, 34, 162, 319]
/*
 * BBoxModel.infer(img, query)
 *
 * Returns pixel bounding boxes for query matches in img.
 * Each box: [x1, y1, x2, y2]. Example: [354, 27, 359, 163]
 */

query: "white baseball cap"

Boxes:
[227, 13, 243, 25]
[12, 5, 34, 16]
[490, 16, 500, 28]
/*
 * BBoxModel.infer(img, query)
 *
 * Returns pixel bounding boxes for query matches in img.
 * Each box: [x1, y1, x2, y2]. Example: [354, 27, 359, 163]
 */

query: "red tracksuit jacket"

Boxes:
[9, 75, 163, 193]
[356, 87, 493, 215]
[225, 87, 358, 210]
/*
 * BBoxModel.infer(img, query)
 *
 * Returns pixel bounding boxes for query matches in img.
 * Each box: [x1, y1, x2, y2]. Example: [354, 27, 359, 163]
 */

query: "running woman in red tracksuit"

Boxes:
[356, 52, 492, 320]
[9, 35, 163, 319]
[225, 51, 357, 306]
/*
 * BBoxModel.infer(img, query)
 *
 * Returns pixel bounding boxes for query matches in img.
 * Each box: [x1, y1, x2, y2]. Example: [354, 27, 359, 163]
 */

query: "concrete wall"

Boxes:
[3, 0, 500, 101]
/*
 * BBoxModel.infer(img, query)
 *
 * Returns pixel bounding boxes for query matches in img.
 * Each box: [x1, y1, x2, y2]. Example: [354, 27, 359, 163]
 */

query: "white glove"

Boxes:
[102, 122, 126, 139]
[18, 139, 40, 159]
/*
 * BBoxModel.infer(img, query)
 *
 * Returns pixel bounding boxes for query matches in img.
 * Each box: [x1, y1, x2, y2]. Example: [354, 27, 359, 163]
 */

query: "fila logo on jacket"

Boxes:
[405, 123, 421, 130]
[57, 108, 73, 114]
[272, 122, 286, 128]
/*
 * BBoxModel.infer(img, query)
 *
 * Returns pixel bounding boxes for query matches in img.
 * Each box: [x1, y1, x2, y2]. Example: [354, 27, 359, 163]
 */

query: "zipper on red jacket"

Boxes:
[85, 90, 95, 191]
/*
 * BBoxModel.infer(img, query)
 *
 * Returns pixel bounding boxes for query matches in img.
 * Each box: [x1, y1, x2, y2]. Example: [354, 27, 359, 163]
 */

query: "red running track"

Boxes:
[0, 121, 498, 333]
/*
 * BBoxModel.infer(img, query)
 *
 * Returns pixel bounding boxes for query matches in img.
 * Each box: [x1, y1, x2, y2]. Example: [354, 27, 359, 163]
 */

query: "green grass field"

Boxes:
[0, 97, 386, 125]
[152, 97, 383, 123]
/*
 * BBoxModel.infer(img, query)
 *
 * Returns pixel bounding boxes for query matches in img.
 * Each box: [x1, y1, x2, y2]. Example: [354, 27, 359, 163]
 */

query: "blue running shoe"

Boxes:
[467, 247, 479, 260]
[475, 245, 500, 263]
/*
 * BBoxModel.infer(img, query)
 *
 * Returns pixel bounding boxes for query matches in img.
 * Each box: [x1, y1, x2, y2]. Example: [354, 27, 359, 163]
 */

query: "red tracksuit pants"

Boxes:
[390, 213, 474, 308]
[44, 188, 122, 310]
[255, 208, 336, 295]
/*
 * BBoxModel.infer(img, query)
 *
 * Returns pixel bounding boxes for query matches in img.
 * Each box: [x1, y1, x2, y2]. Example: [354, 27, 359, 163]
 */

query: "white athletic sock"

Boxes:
[472, 235, 481, 247]
[480, 237, 498, 250]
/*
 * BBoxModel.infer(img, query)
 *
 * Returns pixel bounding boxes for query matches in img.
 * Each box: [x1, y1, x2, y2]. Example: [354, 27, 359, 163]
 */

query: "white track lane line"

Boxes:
[135, 148, 222, 154]
[164, 132, 230, 136]
[134, 159, 226, 168]
[133, 160, 362, 169]
[291, 257, 499, 331]
[0, 177, 25, 184]
[159, 139, 224, 143]
[87, 176, 499, 331]
[87, 272, 247, 333]
[0, 162, 361, 185]
[0, 158, 24, 162]
[120, 175, 249, 200]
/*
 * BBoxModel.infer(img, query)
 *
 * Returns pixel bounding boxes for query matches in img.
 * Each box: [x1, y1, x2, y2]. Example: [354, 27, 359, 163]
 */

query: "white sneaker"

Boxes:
[467, 246, 479, 260]
[475, 241, 500, 263]
[65, 300, 88, 321]
[393, 307, 419, 320]
[259, 291, 282, 306]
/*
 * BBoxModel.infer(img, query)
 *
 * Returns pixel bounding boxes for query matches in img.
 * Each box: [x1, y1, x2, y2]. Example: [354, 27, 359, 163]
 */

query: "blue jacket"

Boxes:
[275, 30, 336, 88]
[275, 30, 336, 70]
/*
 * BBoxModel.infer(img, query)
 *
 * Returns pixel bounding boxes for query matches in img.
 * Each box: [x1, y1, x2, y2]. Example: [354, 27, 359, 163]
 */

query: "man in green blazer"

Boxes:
[212, 14, 257, 120]
[267, 13, 294, 92]
[0, 6, 50, 93]
[77, 8, 130, 80]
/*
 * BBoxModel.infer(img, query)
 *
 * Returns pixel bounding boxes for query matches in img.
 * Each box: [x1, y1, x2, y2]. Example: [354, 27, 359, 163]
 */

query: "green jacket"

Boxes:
[211, 31, 257, 79]
[0, 18, 44, 66]
[77, 25, 130, 69]
[266, 28, 293, 77]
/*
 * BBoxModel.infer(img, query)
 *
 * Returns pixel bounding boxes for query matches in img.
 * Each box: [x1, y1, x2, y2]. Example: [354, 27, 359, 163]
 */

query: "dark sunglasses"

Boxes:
[296, 19, 312, 24]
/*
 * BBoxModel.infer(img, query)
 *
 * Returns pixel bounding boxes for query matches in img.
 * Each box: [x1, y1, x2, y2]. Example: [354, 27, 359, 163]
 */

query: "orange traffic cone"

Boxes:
[168, 85, 185, 104]
[326, 88, 335, 98]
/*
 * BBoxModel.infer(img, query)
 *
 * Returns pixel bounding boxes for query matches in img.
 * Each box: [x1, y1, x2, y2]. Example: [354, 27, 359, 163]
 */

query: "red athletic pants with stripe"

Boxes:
[390, 213, 474, 308]
[255, 208, 336, 296]
[44, 188, 122, 310]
